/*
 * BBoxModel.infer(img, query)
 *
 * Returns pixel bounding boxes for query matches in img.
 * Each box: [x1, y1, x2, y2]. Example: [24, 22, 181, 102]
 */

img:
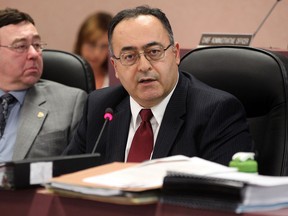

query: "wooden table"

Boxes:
[1, 188, 288, 216]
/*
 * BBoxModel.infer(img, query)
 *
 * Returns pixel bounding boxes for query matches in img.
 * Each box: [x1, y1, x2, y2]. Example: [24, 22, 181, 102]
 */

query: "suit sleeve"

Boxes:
[199, 95, 254, 165]
[63, 92, 90, 155]
[66, 90, 87, 149]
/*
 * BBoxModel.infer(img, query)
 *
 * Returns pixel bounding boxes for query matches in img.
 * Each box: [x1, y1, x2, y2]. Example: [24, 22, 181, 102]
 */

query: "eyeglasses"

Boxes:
[113, 43, 173, 66]
[0, 41, 47, 53]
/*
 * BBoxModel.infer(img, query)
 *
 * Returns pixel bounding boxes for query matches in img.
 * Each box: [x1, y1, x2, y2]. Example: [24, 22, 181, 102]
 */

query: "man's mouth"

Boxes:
[139, 78, 155, 83]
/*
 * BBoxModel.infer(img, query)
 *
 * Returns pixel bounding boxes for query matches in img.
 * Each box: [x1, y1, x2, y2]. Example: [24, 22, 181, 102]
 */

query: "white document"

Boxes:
[211, 171, 288, 187]
[83, 155, 236, 189]
[50, 181, 123, 196]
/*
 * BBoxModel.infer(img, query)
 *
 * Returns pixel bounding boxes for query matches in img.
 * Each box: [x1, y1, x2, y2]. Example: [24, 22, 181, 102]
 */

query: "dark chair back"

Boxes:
[179, 46, 288, 176]
[42, 49, 95, 93]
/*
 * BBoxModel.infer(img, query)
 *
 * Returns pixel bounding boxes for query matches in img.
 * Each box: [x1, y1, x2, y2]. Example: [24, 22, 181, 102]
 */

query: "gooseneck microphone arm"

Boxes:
[252, 0, 281, 39]
[91, 108, 114, 154]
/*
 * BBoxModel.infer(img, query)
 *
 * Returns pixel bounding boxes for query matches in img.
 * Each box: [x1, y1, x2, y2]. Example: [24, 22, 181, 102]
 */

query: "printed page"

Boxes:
[83, 156, 236, 191]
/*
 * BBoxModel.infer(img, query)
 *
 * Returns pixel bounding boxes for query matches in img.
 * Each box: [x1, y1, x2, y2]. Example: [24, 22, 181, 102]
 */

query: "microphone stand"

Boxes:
[252, 0, 281, 40]
[92, 118, 109, 154]
[91, 108, 113, 154]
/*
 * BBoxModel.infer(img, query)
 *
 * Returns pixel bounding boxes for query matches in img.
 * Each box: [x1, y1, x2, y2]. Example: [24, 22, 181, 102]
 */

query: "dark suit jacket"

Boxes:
[64, 71, 253, 166]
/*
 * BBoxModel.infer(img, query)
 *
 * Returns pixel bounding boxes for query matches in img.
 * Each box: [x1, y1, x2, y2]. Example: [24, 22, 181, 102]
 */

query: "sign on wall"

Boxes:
[199, 33, 253, 46]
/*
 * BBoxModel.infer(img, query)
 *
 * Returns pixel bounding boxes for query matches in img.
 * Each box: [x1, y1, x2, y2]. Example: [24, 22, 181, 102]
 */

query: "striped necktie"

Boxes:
[0, 94, 15, 138]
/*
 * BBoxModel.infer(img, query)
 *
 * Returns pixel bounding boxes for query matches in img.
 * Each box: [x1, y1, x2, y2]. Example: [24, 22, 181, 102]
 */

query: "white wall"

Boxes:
[2, 0, 288, 52]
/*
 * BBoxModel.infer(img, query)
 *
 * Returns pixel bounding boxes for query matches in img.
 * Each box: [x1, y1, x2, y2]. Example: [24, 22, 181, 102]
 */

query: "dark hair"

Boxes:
[0, 8, 35, 28]
[108, 5, 174, 54]
[74, 12, 112, 55]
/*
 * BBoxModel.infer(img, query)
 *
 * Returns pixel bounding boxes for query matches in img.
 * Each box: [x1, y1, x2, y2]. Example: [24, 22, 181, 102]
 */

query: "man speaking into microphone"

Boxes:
[63, 5, 254, 166]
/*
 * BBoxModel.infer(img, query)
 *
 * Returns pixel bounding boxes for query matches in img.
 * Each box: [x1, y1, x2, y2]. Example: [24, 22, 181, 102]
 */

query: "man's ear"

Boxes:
[110, 57, 119, 79]
[173, 42, 181, 65]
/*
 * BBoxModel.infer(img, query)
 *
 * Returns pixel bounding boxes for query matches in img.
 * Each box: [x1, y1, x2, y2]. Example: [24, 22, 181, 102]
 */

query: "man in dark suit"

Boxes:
[64, 5, 254, 166]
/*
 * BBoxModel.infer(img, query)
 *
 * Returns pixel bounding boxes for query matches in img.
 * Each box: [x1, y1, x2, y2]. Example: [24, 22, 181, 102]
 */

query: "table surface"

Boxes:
[1, 188, 288, 216]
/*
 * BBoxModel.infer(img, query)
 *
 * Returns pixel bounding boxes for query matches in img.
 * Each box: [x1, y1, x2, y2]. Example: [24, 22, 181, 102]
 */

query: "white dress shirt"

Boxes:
[125, 75, 179, 161]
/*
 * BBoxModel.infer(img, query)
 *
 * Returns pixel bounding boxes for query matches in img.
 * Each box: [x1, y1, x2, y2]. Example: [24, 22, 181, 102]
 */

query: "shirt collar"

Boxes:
[130, 73, 179, 129]
[0, 90, 27, 105]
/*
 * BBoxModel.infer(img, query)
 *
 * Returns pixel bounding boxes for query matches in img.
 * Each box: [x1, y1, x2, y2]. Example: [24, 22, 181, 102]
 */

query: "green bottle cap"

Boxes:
[229, 159, 258, 173]
[229, 152, 258, 173]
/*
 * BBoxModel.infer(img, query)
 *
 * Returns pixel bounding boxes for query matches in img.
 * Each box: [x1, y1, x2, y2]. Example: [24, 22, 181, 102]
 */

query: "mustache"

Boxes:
[136, 72, 158, 83]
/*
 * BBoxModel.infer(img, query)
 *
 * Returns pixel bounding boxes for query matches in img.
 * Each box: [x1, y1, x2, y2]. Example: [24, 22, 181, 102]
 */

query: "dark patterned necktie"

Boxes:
[0, 94, 15, 138]
[127, 109, 154, 162]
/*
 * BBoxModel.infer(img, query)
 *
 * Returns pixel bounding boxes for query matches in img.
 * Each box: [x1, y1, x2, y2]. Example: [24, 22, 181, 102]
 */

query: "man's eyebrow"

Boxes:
[11, 35, 41, 44]
[11, 38, 26, 44]
[120, 46, 137, 52]
[32, 35, 41, 41]
[143, 42, 162, 49]
[120, 42, 162, 53]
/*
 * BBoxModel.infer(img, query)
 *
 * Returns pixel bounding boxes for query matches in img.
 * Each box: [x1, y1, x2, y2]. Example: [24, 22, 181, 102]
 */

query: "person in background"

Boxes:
[74, 12, 112, 89]
[64, 5, 254, 166]
[0, 8, 87, 162]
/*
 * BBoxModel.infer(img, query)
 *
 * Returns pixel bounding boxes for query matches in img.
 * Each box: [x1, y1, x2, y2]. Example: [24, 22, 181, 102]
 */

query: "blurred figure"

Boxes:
[74, 12, 112, 89]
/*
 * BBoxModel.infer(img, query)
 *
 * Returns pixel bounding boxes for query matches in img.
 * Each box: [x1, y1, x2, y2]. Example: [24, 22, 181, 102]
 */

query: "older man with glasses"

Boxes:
[0, 8, 87, 162]
[64, 5, 254, 166]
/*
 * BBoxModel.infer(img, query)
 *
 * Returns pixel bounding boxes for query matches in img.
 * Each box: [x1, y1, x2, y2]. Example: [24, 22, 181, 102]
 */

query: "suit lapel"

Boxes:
[13, 87, 48, 160]
[107, 97, 131, 161]
[152, 73, 188, 158]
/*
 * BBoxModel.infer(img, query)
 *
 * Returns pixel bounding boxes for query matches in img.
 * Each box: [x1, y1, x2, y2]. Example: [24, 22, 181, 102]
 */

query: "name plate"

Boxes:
[199, 33, 253, 46]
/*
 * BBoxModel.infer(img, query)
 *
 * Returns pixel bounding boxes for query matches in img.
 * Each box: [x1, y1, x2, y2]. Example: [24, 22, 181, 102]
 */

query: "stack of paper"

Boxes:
[162, 165, 288, 213]
[47, 155, 288, 212]
[46, 156, 235, 204]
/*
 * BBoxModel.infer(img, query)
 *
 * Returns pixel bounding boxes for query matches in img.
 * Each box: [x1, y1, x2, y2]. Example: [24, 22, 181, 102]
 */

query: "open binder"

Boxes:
[161, 173, 245, 212]
[161, 172, 288, 213]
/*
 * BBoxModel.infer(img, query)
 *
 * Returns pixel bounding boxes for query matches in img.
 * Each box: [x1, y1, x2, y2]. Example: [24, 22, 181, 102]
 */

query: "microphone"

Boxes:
[91, 108, 114, 154]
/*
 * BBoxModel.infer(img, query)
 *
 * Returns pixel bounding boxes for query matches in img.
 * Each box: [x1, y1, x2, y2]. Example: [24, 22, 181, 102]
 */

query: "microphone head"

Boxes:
[104, 108, 113, 121]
